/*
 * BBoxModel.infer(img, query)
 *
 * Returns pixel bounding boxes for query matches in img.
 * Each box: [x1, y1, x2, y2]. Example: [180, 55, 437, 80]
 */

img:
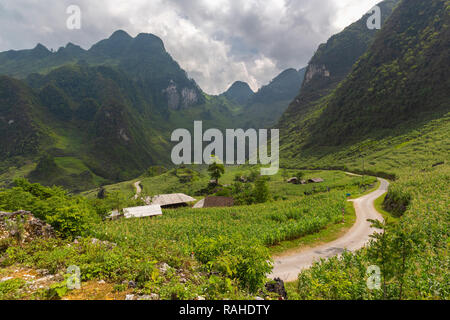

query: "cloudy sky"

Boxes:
[0, 0, 381, 94]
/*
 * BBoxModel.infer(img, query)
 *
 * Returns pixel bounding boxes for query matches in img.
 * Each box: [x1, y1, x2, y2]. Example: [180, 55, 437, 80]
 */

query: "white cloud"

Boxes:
[0, 0, 384, 94]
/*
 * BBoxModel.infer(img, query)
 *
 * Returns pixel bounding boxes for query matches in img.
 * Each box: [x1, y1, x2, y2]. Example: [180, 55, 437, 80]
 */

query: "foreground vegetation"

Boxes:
[289, 164, 449, 300]
[0, 170, 374, 300]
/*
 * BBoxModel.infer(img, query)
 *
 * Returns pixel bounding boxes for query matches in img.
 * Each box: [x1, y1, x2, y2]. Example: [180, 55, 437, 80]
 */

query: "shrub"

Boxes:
[194, 236, 272, 293]
[0, 179, 100, 238]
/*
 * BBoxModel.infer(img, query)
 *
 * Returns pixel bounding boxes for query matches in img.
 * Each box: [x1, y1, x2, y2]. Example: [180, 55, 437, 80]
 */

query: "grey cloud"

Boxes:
[0, 0, 375, 94]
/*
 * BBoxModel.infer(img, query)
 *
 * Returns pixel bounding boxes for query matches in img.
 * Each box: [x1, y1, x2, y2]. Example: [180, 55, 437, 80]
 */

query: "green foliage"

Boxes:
[0, 278, 27, 300]
[37, 281, 69, 300]
[0, 179, 100, 238]
[194, 236, 272, 293]
[294, 165, 449, 300]
[207, 160, 225, 184]
[253, 178, 270, 204]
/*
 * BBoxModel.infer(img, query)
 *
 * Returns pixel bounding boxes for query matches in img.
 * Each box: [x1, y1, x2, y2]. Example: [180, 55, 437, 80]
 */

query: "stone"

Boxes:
[265, 277, 287, 299]
[150, 293, 160, 300]
[0, 211, 55, 243]
[125, 294, 136, 300]
[158, 263, 170, 274]
[1, 277, 13, 282]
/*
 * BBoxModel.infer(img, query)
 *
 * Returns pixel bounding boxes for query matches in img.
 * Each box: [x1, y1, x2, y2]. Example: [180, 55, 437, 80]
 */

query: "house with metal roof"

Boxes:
[123, 205, 163, 219]
[150, 193, 196, 208]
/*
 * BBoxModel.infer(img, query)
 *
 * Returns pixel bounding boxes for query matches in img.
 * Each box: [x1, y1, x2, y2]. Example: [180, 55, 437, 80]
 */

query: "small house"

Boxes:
[193, 196, 235, 208]
[287, 177, 299, 184]
[150, 193, 196, 208]
[308, 178, 324, 183]
[123, 205, 162, 219]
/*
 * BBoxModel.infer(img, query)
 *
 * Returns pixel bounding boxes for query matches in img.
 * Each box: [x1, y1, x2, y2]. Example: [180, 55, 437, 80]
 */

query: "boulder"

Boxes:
[0, 211, 55, 243]
[265, 278, 287, 299]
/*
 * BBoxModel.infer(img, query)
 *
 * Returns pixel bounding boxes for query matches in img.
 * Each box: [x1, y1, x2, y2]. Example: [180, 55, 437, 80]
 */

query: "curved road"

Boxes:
[133, 181, 142, 200]
[269, 178, 389, 282]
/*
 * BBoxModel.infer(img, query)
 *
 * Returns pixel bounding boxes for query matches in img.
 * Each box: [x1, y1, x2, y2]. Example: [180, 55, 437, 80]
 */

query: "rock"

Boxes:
[98, 280, 106, 284]
[255, 297, 265, 301]
[158, 263, 170, 274]
[150, 293, 160, 300]
[265, 278, 287, 299]
[196, 296, 205, 300]
[36, 269, 50, 276]
[128, 280, 136, 289]
[125, 294, 136, 301]
[90, 238, 117, 250]
[138, 294, 159, 300]
[0, 211, 55, 243]
[1, 277, 13, 282]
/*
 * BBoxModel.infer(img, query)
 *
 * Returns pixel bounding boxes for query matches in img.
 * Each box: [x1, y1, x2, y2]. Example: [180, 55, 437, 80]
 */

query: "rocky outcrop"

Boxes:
[265, 278, 287, 299]
[163, 80, 199, 110]
[0, 211, 55, 243]
[304, 64, 330, 84]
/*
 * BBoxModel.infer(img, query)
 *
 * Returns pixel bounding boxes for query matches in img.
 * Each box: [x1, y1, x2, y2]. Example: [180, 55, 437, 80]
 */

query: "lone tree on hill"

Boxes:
[208, 157, 225, 185]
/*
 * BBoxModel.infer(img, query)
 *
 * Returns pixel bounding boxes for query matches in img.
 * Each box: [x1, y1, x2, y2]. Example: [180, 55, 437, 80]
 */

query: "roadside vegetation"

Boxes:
[0, 167, 375, 300]
[289, 164, 449, 300]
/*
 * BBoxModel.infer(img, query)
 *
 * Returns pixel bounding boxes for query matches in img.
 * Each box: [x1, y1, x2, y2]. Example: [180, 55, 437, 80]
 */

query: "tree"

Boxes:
[107, 191, 127, 214]
[253, 177, 270, 204]
[207, 159, 225, 185]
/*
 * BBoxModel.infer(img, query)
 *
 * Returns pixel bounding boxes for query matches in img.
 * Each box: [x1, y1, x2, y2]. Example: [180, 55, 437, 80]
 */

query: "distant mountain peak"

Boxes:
[134, 33, 166, 50]
[109, 29, 133, 40]
[33, 43, 49, 52]
[223, 81, 254, 105]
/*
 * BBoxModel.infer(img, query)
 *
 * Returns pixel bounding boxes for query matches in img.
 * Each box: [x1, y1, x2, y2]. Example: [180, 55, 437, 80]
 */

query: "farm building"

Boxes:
[123, 205, 162, 219]
[308, 178, 324, 183]
[150, 193, 196, 208]
[287, 177, 299, 184]
[193, 196, 235, 209]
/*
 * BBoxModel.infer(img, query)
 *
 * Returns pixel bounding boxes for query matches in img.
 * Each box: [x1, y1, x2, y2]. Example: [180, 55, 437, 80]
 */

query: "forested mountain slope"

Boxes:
[280, 0, 399, 126]
[279, 0, 449, 176]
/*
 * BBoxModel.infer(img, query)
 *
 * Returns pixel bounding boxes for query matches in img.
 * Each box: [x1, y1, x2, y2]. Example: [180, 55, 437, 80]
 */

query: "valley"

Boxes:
[0, 0, 448, 302]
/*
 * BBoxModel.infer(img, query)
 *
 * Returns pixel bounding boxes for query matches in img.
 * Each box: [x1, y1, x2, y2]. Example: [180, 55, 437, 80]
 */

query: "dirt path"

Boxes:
[269, 178, 389, 282]
[133, 181, 142, 200]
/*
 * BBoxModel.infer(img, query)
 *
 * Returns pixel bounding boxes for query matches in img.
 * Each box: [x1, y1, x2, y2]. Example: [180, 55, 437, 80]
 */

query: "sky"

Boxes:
[0, 0, 381, 94]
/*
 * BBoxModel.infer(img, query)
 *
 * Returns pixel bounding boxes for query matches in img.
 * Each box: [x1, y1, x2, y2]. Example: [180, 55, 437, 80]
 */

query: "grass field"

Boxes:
[84, 166, 377, 201]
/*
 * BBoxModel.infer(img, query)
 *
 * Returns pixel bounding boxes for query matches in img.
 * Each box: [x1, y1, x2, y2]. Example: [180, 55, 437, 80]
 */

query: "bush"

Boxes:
[0, 179, 100, 238]
[194, 236, 272, 293]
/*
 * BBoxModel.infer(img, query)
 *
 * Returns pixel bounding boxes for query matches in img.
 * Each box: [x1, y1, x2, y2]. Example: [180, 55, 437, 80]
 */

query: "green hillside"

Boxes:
[279, 0, 449, 175]
[237, 68, 307, 129]
[280, 0, 399, 127]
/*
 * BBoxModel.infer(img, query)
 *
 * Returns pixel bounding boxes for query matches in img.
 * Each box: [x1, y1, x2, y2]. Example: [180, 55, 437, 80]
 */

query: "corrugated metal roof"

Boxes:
[123, 205, 162, 219]
[150, 193, 196, 206]
[193, 199, 205, 209]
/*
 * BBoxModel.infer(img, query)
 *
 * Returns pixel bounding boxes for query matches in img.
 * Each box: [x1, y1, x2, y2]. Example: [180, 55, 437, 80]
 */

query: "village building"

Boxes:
[193, 196, 235, 209]
[123, 205, 162, 219]
[150, 193, 196, 208]
[308, 178, 325, 183]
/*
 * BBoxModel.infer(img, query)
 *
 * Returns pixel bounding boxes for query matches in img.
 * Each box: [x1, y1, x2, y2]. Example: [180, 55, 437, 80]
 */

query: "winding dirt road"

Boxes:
[133, 181, 142, 199]
[269, 178, 389, 282]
